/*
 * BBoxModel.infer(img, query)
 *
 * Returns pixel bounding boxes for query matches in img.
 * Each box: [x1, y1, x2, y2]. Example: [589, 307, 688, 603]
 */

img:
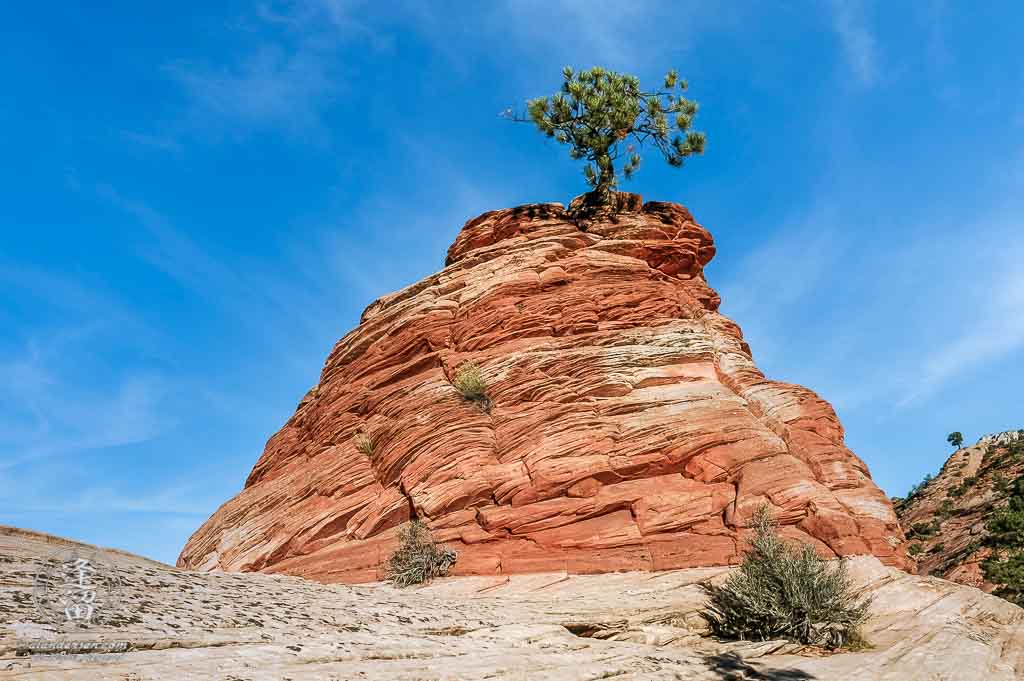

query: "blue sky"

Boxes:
[2, 1, 1022, 565]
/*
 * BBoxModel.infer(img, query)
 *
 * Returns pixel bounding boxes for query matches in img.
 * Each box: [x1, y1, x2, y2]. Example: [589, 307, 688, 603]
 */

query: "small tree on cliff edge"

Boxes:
[509, 66, 706, 208]
[947, 431, 964, 450]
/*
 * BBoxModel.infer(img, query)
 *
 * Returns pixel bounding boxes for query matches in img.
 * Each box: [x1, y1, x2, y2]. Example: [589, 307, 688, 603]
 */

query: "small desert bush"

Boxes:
[908, 521, 940, 539]
[385, 520, 458, 588]
[353, 432, 374, 456]
[702, 507, 872, 650]
[452, 361, 491, 410]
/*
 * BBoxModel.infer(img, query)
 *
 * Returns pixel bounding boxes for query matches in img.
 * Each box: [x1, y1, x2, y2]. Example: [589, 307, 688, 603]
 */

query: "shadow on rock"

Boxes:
[705, 652, 815, 680]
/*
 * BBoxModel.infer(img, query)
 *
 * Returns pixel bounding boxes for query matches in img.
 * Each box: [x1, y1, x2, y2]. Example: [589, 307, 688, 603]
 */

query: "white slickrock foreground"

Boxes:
[2, 526, 1021, 680]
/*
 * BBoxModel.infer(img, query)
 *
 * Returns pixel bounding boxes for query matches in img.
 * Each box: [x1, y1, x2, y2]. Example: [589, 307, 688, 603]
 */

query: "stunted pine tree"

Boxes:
[511, 66, 705, 209]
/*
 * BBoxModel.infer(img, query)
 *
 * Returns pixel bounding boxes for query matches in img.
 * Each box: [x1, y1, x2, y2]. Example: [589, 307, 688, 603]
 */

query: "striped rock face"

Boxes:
[178, 195, 910, 583]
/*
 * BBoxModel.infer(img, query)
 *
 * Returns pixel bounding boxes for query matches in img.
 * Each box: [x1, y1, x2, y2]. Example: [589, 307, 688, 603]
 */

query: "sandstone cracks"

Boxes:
[178, 193, 910, 582]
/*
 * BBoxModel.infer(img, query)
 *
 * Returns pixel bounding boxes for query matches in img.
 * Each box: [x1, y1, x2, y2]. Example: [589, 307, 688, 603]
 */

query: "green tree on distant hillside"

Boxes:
[509, 66, 705, 208]
[947, 431, 964, 449]
[982, 475, 1024, 606]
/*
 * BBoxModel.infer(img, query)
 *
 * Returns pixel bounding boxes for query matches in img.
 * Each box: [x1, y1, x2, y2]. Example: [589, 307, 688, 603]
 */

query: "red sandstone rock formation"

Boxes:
[178, 195, 910, 583]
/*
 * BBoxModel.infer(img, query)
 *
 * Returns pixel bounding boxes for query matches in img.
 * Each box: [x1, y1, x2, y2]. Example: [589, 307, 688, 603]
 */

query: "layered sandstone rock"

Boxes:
[178, 194, 909, 583]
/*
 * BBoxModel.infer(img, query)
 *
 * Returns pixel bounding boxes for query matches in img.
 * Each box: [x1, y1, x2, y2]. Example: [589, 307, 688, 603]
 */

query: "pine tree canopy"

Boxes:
[512, 66, 706, 204]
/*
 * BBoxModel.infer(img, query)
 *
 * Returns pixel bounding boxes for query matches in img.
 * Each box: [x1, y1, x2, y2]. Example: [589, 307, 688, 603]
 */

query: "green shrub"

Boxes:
[983, 440, 1024, 469]
[948, 476, 979, 499]
[994, 473, 1013, 496]
[701, 507, 871, 650]
[931, 542, 945, 554]
[906, 473, 934, 500]
[453, 361, 492, 410]
[908, 521, 939, 539]
[907, 542, 925, 557]
[385, 520, 458, 588]
[938, 499, 955, 519]
[353, 432, 374, 456]
[982, 475, 1024, 606]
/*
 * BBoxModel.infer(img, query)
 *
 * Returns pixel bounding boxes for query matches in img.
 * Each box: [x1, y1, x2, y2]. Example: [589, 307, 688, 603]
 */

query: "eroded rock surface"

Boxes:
[2, 527, 1020, 680]
[179, 195, 909, 583]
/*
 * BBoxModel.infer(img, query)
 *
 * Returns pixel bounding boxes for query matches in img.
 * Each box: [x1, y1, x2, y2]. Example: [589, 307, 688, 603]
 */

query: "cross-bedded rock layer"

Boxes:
[178, 195, 910, 583]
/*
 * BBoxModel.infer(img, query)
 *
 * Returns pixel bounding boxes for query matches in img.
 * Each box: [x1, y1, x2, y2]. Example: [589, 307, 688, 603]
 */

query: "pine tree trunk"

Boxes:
[595, 163, 615, 206]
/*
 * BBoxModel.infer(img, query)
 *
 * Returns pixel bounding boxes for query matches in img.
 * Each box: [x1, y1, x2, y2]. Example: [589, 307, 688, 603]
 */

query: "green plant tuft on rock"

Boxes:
[907, 521, 940, 539]
[452, 361, 491, 411]
[354, 432, 374, 456]
[701, 506, 872, 650]
[385, 520, 458, 588]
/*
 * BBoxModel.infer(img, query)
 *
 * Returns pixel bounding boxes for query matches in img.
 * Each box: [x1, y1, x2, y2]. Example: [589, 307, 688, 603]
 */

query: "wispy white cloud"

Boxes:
[491, 0, 680, 68]
[899, 233, 1024, 405]
[718, 196, 1024, 415]
[0, 306, 170, 469]
[94, 184, 245, 298]
[120, 130, 183, 154]
[402, 0, 732, 80]
[257, 0, 386, 48]
[918, 0, 951, 69]
[829, 0, 879, 87]
[166, 0, 384, 139]
[716, 204, 850, 366]
[164, 0, 729, 140]
[91, 185, 350, 387]
[9, 479, 215, 515]
[168, 45, 336, 137]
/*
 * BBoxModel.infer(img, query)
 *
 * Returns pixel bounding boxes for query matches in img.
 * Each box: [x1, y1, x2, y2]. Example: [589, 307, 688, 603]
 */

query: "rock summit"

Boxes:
[179, 195, 910, 582]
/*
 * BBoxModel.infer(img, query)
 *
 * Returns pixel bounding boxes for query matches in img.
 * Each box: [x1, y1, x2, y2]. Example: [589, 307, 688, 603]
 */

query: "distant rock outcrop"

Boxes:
[896, 430, 1024, 590]
[178, 194, 909, 583]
